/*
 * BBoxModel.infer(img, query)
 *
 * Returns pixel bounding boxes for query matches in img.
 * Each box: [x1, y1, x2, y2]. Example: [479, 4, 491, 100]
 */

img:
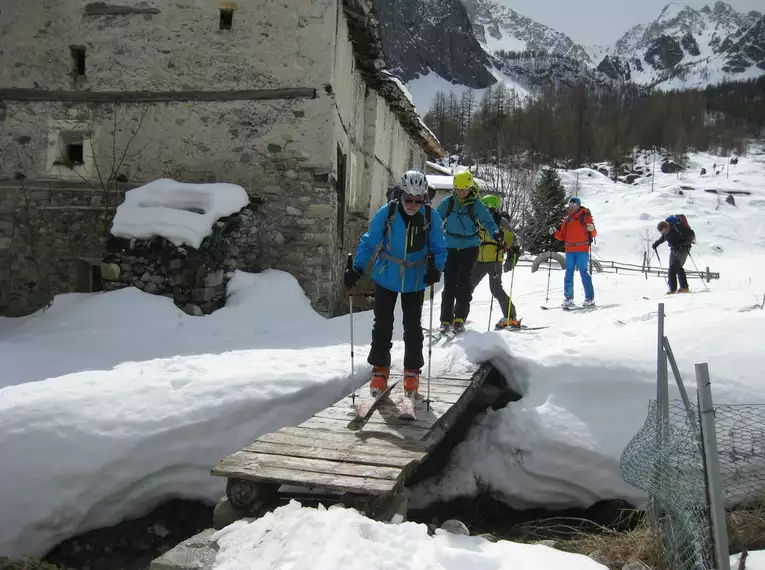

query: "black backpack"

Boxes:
[382, 197, 432, 256]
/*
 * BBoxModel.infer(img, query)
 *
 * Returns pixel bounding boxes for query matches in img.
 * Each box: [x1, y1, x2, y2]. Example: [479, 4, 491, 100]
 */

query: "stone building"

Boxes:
[0, 0, 442, 317]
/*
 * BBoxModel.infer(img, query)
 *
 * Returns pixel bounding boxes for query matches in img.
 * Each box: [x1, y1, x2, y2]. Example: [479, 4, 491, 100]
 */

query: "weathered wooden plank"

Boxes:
[315, 406, 439, 428]
[0, 87, 317, 103]
[388, 373, 473, 386]
[423, 367, 491, 445]
[300, 416, 432, 439]
[217, 450, 403, 481]
[271, 427, 431, 452]
[246, 441, 419, 468]
[212, 460, 397, 495]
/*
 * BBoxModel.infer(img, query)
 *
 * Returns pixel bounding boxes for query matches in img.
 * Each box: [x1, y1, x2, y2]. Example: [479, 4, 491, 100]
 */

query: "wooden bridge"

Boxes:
[210, 364, 494, 525]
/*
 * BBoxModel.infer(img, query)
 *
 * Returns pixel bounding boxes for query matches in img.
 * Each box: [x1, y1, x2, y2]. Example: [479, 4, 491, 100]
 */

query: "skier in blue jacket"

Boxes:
[345, 171, 447, 398]
[436, 170, 500, 333]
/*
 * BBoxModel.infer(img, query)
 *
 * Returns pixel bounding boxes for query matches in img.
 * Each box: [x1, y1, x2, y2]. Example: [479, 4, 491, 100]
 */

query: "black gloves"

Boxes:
[424, 264, 441, 286]
[344, 266, 363, 289]
[503, 255, 516, 273]
[652, 240, 660, 250]
[493, 231, 504, 246]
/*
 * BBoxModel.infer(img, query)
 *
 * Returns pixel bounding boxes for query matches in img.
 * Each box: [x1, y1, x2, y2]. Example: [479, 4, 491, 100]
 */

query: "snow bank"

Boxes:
[211, 500, 607, 570]
[0, 271, 364, 557]
[110, 178, 249, 249]
[3, 150, 765, 561]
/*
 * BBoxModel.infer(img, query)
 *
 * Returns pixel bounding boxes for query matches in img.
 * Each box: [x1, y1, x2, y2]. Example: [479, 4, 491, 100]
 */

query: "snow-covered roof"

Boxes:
[425, 161, 453, 175]
[110, 178, 249, 249]
[426, 173, 487, 191]
[426, 174, 454, 191]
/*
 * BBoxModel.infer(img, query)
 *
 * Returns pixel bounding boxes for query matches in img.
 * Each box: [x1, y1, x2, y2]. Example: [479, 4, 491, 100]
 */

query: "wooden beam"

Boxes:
[217, 450, 403, 480]
[0, 87, 317, 103]
[245, 441, 419, 468]
[212, 459, 398, 495]
[271, 427, 432, 452]
[84, 2, 160, 15]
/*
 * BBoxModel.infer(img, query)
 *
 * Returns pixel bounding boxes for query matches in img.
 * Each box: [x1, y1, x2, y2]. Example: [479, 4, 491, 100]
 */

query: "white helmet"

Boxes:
[400, 170, 428, 196]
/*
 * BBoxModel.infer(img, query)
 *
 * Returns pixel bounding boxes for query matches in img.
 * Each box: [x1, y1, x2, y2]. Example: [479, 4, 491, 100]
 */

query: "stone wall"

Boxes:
[100, 207, 256, 316]
[0, 179, 126, 316]
[0, 0, 336, 91]
[0, 0, 437, 318]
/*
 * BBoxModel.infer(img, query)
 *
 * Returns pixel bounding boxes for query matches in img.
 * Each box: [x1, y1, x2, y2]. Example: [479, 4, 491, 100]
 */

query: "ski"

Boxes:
[543, 303, 620, 311]
[397, 393, 416, 420]
[497, 324, 550, 331]
[348, 380, 399, 430]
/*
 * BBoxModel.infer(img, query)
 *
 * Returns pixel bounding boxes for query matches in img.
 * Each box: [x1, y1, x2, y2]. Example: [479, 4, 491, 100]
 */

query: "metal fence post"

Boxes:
[658, 304, 669, 424]
[696, 363, 730, 570]
[651, 303, 669, 524]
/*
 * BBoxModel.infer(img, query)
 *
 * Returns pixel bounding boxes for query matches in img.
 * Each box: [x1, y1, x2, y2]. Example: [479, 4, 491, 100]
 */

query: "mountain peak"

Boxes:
[461, 0, 592, 64]
[657, 3, 697, 24]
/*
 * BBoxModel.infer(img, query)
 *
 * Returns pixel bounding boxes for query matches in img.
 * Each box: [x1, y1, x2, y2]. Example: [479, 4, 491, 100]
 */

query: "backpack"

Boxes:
[667, 214, 695, 243]
[565, 207, 595, 243]
[382, 198, 432, 256]
[442, 195, 478, 229]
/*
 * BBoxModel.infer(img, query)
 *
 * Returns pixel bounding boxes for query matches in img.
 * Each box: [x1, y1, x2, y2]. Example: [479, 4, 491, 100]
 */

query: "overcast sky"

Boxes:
[508, 0, 764, 45]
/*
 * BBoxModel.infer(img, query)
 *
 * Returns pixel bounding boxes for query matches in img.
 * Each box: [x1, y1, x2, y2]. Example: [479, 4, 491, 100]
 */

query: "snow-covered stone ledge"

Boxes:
[102, 179, 252, 315]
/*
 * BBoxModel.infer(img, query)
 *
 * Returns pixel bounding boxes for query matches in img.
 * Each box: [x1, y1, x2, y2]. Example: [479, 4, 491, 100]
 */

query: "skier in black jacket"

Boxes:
[653, 215, 695, 294]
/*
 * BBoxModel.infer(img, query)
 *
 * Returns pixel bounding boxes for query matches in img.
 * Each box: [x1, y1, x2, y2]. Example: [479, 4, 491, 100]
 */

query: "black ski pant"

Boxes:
[469, 261, 516, 320]
[368, 283, 425, 371]
[440, 246, 480, 324]
[668, 247, 689, 291]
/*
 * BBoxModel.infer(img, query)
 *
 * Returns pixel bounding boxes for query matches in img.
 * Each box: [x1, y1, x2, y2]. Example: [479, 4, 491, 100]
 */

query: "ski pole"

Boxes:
[426, 280, 434, 412]
[655, 249, 669, 288]
[507, 252, 517, 322]
[487, 245, 501, 332]
[545, 251, 552, 305]
[346, 253, 357, 408]
[688, 252, 709, 290]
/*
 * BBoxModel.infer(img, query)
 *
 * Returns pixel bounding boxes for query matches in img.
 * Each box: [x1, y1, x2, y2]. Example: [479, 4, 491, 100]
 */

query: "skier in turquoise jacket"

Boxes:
[345, 170, 447, 398]
[436, 170, 500, 333]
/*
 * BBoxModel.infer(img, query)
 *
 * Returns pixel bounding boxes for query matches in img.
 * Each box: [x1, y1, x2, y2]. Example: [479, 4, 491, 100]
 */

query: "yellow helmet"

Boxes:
[453, 170, 474, 190]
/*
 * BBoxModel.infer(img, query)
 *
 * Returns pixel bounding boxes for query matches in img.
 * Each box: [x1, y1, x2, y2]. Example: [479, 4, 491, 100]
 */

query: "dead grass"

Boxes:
[0, 558, 71, 570]
[508, 504, 765, 570]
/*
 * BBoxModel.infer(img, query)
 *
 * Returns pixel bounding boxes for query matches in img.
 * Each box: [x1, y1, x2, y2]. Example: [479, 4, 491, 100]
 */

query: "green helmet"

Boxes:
[481, 195, 500, 209]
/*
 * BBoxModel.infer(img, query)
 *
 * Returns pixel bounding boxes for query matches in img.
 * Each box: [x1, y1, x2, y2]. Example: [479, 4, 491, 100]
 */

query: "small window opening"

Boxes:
[219, 9, 233, 30]
[67, 141, 84, 165]
[70, 46, 86, 76]
[56, 132, 86, 168]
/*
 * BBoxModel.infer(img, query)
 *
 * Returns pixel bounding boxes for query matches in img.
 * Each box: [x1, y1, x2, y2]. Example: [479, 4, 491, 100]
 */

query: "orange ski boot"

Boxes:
[370, 366, 390, 398]
[403, 369, 420, 396]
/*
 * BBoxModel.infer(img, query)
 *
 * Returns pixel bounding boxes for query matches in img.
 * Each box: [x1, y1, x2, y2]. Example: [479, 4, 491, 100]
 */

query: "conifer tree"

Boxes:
[524, 167, 567, 254]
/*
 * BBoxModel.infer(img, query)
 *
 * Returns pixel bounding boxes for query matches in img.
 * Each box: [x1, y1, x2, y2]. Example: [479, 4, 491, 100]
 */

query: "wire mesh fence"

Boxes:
[622, 397, 765, 570]
[713, 404, 765, 509]
[621, 399, 713, 570]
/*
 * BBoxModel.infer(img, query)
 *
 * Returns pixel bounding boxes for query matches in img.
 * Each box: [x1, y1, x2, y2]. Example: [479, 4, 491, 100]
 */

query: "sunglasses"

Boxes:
[403, 197, 424, 205]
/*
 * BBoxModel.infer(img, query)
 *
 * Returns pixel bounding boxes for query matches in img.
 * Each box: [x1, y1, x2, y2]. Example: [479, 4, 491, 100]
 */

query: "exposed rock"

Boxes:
[100, 262, 121, 281]
[440, 519, 470, 536]
[588, 550, 613, 566]
[661, 159, 685, 173]
[183, 304, 204, 317]
[644, 35, 684, 70]
[374, 0, 495, 87]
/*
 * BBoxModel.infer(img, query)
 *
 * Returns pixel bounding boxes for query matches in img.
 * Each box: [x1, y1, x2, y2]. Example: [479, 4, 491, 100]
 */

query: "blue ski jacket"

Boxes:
[437, 193, 498, 250]
[353, 202, 447, 293]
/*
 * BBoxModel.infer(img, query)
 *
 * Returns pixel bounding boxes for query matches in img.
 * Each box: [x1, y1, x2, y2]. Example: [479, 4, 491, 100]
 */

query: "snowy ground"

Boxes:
[2, 149, 765, 566]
